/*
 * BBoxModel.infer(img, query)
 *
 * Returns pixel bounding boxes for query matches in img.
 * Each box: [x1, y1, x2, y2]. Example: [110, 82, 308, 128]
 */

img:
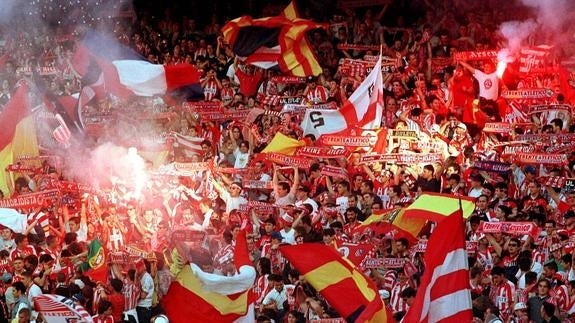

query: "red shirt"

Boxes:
[108, 292, 125, 322]
[236, 68, 263, 97]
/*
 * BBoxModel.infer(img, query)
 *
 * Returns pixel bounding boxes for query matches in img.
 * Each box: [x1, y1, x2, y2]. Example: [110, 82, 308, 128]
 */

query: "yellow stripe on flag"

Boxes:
[176, 266, 248, 315]
[261, 132, 306, 155]
[404, 193, 476, 219]
[0, 115, 38, 195]
[304, 260, 376, 301]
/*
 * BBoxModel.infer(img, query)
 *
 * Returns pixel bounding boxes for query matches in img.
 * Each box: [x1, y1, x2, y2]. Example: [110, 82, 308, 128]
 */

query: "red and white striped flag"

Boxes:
[52, 113, 72, 148]
[171, 132, 204, 155]
[503, 101, 529, 124]
[519, 45, 552, 74]
[402, 208, 472, 322]
[301, 54, 383, 138]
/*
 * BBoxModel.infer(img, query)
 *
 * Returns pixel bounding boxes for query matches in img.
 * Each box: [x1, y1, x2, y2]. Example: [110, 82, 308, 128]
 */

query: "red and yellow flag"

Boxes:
[403, 193, 476, 221]
[162, 230, 255, 323]
[280, 243, 394, 322]
[221, 1, 324, 77]
[0, 84, 38, 195]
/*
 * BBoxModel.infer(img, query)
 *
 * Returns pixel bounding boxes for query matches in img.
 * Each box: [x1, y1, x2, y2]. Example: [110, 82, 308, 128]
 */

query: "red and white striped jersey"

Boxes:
[10, 245, 37, 261]
[304, 86, 328, 104]
[122, 279, 140, 311]
[553, 284, 570, 313]
[389, 280, 410, 313]
[254, 274, 271, 304]
[203, 79, 219, 101]
[490, 280, 516, 318]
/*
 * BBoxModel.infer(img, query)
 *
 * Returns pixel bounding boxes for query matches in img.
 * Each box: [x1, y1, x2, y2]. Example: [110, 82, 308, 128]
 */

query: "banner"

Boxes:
[500, 88, 554, 99]
[238, 200, 277, 213]
[519, 46, 552, 74]
[483, 122, 512, 134]
[242, 180, 274, 189]
[172, 230, 207, 242]
[265, 153, 312, 169]
[514, 153, 568, 165]
[539, 176, 569, 188]
[472, 161, 511, 173]
[528, 104, 572, 114]
[0, 189, 59, 210]
[502, 145, 535, 156]
[547, 142, 575, 154]
[5, 163, 37, 173]
[318, 135, 374, 147]
[320, 165, 348, 179]
[270, 76, 306, 84]
[452, 50, 498, 61]
[516, 133, 575, 143]
[173, 162, 211, 172]
[295, 146, 347, 158]
[336, 43, 380, 51]
[360, 153, 442, 165]
[477, 221, 540, 238]
[281, 102, 337, 114]
[363, 257, 405, 269]
[389, 130, 418, 139]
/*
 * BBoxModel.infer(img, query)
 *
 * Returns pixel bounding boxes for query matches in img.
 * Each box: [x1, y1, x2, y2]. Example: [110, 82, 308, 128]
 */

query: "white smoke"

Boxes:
[499, 19, 537, 55]
[520, 0, 572, 32]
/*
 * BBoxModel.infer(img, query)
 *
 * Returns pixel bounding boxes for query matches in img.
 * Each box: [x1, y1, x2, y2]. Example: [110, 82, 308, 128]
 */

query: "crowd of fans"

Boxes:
[0, 0, 575, 322]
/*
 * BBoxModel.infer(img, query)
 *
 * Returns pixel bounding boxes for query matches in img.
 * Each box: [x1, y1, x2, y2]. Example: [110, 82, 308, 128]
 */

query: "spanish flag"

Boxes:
[280, 243, 394, 322]
[0, 84, 38, 196]
[162, 230, 256, 323]
[403, 193, 476, 221]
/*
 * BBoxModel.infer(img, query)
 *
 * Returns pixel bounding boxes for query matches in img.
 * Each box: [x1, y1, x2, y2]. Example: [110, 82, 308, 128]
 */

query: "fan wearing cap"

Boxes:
[278, 213, 296, 245]
[211, 179, 248, 215]
[294, 184, 318, 214]
[509, 302, 528, 323]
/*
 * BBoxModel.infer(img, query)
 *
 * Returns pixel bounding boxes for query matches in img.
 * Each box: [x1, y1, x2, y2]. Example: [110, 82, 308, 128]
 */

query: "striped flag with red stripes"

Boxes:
[402, 207, 473, 322]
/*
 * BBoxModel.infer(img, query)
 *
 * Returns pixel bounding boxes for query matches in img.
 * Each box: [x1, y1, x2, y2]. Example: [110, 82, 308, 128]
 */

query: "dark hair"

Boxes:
[544, 261, 558, 272]
[258, 258, 271, 276]
[110, 278, 123, 293]
[98, 299, 112, 314]
[39, 254, 53, 264]
[268, 274, 283, 282]
[14, 233, 26, 245]
[64, 232, 78, 245]
[491, 266, 505, 276]
[12, 281, 26, 293]
[400, 287, 416, 298]
[541, 302, 556, 317]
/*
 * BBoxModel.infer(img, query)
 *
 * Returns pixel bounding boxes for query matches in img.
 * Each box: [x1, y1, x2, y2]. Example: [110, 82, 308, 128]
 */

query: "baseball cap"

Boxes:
[270, 232, 283, 241]
[524, 165, 537, 175]
[513, 302, 527, 311]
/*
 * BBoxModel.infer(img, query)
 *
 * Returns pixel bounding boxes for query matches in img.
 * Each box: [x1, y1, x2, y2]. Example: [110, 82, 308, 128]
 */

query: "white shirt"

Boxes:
[279, 228, 296, 245]
[262, 284, 291, 311]
[137, 272, 154, 308]
[473, 69, 499, 100]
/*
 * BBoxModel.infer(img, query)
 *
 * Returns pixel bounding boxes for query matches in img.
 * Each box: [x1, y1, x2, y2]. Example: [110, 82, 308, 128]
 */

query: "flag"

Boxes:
[0, 84, 38, 196]
[52, 113, 72, 148]
[518, 45, 552, 74]
[35, 294, 94, 323]
[301, 54, 383, 138]
[81, 239, 107, 283]
[402, 193, 477, 222]
[279, 243, 393, 322]
[72, 31, 201, 98]
[402, 208, 473, 322]
[162, 230, 256, 323]
[335, 240, 374, 268]
[277, 1, 324, 76]
[171, 132, 205, 156]
[261, 132, 306, 155]
[222, 2, 324, 77]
